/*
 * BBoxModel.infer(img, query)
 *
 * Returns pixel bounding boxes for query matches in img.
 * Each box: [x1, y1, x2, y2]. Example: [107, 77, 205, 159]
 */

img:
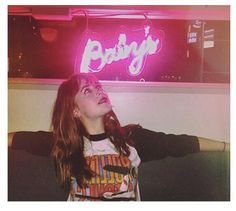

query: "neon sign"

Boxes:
[80, 26, 162, 76]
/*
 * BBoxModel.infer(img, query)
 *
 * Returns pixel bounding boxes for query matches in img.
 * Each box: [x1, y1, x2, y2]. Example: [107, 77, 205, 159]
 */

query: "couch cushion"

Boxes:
[8, 148, 67, 201]
[138, 152, 230, 201]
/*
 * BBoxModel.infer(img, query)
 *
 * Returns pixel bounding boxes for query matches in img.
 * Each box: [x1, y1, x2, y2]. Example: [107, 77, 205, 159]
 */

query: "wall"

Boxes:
[8, 79, 230, 142]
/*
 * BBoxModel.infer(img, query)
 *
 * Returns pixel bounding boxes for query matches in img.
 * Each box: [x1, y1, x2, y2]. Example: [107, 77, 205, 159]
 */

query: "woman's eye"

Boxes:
[84, 88, 91, 95]
[96, 86, 103, 92]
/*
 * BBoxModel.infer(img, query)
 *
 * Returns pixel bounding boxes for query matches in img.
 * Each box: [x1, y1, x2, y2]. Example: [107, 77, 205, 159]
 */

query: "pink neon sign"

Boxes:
[79, 26, 163, 76]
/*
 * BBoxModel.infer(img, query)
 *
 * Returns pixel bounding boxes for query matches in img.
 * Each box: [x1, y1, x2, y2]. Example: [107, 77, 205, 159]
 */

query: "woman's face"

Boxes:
[74, 78, 112, 122]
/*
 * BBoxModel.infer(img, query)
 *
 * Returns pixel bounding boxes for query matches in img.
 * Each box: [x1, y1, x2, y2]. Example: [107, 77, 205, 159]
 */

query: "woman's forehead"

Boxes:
[79, 77, 101, 88]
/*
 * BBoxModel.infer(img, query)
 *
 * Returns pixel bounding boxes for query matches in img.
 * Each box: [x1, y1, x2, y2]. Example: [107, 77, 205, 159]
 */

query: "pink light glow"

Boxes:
[78, 25, 163, 76]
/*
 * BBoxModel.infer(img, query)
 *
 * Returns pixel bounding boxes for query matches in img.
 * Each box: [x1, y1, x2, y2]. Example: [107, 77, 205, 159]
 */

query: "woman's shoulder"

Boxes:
[122, 124, 143, 136]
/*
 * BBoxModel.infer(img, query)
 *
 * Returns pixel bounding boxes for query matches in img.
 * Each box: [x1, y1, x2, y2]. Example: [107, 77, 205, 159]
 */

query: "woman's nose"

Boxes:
[96, 89, 103, 96]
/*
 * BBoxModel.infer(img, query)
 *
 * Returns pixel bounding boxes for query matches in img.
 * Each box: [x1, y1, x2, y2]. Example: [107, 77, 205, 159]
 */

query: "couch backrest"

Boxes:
[8, 148, 230, 201]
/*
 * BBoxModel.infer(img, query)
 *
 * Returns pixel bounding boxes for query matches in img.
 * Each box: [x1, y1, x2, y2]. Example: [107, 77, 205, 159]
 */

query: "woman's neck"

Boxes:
[81, 117, 105, 135]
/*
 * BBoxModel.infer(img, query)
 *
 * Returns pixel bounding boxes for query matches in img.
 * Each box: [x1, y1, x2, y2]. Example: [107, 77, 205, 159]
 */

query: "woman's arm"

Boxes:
[129, 126, 200, 162]
[128, 126, 229, 163]
[8, 131, 54, 156]
[198, 137, 230, 152]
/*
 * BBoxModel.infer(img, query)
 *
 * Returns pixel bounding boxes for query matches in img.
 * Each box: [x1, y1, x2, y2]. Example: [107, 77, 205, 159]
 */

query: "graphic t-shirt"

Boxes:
[68, 137, 141, 201]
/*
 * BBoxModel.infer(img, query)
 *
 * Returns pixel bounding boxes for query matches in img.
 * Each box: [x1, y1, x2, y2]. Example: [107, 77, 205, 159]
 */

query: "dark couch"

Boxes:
[8, 148, 230, 201]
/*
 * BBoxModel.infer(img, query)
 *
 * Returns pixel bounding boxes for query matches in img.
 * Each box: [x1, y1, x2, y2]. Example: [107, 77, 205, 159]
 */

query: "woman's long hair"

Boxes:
[51, 73, 132, 191]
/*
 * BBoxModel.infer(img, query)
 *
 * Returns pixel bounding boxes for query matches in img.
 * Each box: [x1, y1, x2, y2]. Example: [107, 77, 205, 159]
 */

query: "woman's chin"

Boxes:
[103, 104, 112, 114]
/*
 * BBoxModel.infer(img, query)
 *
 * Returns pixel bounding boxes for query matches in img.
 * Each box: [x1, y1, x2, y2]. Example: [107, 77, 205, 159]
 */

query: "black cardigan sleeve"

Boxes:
[130, 127, 200, 162]
[11, 131, 54, 156]
[11, 127, 200, 160]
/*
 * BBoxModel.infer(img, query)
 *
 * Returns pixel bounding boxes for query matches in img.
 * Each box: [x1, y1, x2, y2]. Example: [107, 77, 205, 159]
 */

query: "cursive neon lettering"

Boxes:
[80, 27, 160, 76]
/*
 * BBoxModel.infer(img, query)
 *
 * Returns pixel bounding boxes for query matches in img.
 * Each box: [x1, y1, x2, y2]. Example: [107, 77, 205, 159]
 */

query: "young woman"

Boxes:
[8, 73, 230, 201]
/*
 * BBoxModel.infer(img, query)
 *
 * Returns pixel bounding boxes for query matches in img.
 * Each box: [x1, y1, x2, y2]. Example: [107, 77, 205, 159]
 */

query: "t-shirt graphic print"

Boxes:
[68, 137, 141, 201]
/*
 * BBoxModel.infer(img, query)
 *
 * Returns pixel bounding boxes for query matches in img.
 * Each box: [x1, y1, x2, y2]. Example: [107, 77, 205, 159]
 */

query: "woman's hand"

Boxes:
[198, 136, 230, 152]
[8, 132, 15, 147]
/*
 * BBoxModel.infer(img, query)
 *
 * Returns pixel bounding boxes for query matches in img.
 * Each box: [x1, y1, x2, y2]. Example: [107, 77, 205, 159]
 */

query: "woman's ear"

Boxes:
[73, 107, 81, 118]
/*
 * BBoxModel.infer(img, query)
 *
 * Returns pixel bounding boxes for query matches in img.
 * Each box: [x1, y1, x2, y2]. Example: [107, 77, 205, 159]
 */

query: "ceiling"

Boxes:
[8, 5, 230, 21]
